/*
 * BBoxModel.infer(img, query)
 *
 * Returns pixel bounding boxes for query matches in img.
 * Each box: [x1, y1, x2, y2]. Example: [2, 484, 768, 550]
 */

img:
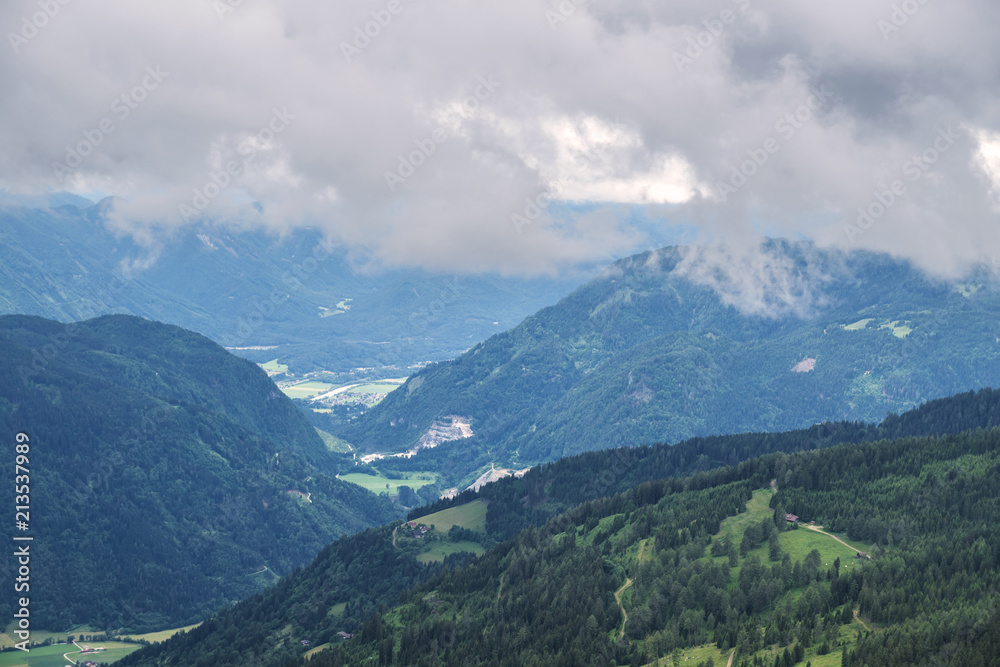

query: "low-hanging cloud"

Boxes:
[2, 0, 1000, 279]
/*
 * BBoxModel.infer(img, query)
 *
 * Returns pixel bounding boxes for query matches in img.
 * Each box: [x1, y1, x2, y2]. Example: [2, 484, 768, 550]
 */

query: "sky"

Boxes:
[2, 0, 1000, 279]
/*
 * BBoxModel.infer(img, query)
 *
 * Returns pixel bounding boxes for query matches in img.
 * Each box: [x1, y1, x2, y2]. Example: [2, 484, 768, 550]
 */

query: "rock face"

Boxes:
[414, 415, 474, 450]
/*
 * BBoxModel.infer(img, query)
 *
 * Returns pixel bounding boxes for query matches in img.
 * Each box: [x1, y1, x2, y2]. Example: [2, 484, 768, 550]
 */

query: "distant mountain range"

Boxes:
[338, 242, 1000, 486]
[0, 314, 400, 632]
[0, 196, 583, 374]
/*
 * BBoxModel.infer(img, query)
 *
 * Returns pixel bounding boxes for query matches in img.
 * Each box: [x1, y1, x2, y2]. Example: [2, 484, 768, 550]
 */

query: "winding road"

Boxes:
[614, 540, 648, 639]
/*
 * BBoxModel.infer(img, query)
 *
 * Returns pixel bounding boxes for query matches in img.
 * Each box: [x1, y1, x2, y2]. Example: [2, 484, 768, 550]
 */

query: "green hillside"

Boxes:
[116, 387, 1000, 666]
[338, 243, 1000, 485]
[0, 314, 401, 632]
[0, 201, 581, 375]
[308, 427, 1000, 667]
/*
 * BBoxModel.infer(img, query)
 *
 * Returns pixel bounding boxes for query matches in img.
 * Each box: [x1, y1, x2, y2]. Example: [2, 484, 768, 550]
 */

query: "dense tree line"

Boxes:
[122, 385, 1000, 665]
[411, 386, 1000, 543]
[312, 427, 1000, 666]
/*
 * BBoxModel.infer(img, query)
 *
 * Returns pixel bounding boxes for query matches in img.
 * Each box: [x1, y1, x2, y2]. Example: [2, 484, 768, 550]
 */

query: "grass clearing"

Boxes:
[347, 383, 403, 395]
[260, 358, 288, 374]
[119, 623, 201, 644]
[316, 428, 352, 453]
[338, 471, 437, 497]
[280, 381, 334, 399]
[0, 641, 143, 666]
[417, 499, 488, 533]
[304, 642, 332, 659]
[416, 540, 486, 564]
[843, 318, 873, 331]
[327, 603, 347, 617]
[879, 320, 912, 338]
[0, 625, 103, 650]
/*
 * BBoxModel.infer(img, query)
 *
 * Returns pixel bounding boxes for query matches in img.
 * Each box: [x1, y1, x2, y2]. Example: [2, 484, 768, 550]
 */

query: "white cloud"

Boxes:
[1, 0, 1000, 276]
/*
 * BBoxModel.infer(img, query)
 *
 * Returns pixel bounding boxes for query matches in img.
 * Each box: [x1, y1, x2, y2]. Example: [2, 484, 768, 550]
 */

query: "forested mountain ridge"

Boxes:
[306, 428, 1000, 667]
[339, 242, 1000, 485]
[119, 386, 1000, 666]
[0, 314, 400, 632]
[0, 200, 582, 373]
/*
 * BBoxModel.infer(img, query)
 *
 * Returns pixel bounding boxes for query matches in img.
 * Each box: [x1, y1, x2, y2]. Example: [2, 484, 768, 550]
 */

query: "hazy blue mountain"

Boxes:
[338, 242, 1000, 486]
[0, 199, 585, 374]
[0, 314, 400, 632]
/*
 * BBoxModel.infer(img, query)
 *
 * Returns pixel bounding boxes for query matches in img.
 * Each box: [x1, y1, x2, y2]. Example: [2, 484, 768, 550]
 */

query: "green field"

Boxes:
[119, 623, 200, 644]
[842, 318, 873, 331]
[347, 383, 403, 395]
[260, 358, 288, 374]
[316, 428, 352, 453]
[338, 471, 437, 497]
[418, 499, 488, 533]
[0, 641, 142, 666]
[416, 540, 486, 564]
[879, 320, 912, 338]
[280, 381, 334, 399]
[0, 625, 106, 651]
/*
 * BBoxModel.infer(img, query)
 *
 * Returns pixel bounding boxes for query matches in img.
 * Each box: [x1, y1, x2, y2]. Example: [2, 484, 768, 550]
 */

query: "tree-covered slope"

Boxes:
[339, 243, 1000, 484]
[311, 428, 1000, 667]
[0, 200, 581, 373]
[0, 314, 400, 631]
[117, 386, 1000, 666]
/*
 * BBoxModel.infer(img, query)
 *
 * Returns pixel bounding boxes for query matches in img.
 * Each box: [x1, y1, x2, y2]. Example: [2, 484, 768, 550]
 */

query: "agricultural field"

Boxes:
[416, 540, 486, 564]
[119, 623, 201, 644]
[259, 358, 288, 375]
[842, 318, 873, 331]
[417, 499, 488, 533]
[338, 471, 437, 497]
[0, 641, 142, 666]
[347, 383, 403, 395]
[279, 381, 335, 399]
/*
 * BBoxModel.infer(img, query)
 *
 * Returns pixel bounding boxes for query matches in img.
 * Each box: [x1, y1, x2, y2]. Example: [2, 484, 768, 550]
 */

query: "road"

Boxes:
[614, 540, 648, 639]
[614, 578, 633, 639]
[805, 525, 870, 558]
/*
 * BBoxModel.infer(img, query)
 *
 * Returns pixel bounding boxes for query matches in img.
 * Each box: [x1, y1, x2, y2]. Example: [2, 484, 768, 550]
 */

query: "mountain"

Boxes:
[314, 427, 1000, 667]
[116, 386, 1000, 666]
[338, 242, 1000, 486]
[0, 199, 584, 374]
[0, 314, 400, 632]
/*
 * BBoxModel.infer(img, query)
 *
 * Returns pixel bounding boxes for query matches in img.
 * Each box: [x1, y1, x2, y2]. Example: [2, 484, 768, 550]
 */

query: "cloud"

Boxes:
[1, 0, 1000, 277]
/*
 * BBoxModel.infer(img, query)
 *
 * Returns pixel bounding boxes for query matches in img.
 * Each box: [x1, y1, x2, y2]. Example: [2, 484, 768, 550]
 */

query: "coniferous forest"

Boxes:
[118, 387, 1000, 666]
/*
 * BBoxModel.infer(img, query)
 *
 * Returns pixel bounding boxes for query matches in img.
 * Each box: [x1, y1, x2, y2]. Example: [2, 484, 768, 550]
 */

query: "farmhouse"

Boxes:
[337, 631, 353, 640]
[785, 513, 799, 523]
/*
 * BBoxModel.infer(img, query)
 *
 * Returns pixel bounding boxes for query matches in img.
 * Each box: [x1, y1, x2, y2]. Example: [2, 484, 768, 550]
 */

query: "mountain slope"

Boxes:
[339, 243, 1000, 484]
[117, 386, 1000, 666]
[0, 314, 400, 631]
[310, 428, 1000, 667]
[0, 200, 582, 373]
